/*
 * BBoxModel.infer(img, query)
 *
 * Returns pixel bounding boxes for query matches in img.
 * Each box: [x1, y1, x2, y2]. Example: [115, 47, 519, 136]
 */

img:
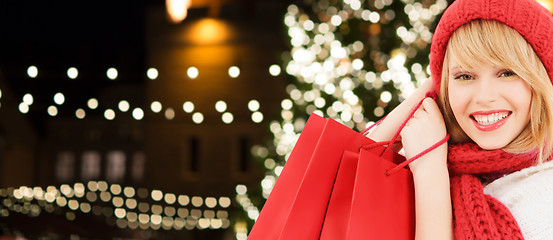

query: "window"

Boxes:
[81, 151, 101, 181]
[181, 136, 200, 180]
[106, 151, 126, 183]
[238, 137, 250, 172]
[190, 137, 199, 172]
[56, 151, 74, 182]
[132, 152, 146, 182]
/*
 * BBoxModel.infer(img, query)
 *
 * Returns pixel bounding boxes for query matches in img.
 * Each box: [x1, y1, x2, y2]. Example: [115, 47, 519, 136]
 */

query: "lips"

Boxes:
[470, 110, 511, 131]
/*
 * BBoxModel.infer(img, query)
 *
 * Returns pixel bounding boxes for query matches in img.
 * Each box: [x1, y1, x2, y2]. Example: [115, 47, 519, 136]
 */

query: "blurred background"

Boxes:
[0, 0, 551, 239]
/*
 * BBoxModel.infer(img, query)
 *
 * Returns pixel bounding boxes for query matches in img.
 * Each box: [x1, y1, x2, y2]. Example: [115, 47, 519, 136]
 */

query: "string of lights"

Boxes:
[11, 94, 266, 124]
[1, 65, 281, 124]
[0, 181, 232, 231]
[25, 65, 282, 81]
[234, 184, 260, 239]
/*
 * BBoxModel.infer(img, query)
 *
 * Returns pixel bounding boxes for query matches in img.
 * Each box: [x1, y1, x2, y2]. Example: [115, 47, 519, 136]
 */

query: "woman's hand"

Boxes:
[400, 97, 452, 240]
[400, 97, 447, 173]
[367, 78, 435, 143]
[369, 78, 452, 240]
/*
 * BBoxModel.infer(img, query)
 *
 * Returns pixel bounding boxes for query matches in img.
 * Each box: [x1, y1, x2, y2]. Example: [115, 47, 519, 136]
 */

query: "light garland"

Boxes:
[7, 94, 266, 124]
[1, 65, 279, 125]
[22, 65, 281, 80]
[0, 181, 232, 232]
[11, 97, 266, 124]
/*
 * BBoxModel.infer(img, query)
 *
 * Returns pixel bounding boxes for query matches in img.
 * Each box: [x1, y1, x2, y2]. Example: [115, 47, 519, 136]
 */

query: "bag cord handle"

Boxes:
[360, 91, 450, 176]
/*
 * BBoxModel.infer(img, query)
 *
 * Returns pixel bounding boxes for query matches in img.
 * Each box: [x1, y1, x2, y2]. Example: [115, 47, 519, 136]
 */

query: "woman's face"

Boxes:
[447, 54, 532, 150]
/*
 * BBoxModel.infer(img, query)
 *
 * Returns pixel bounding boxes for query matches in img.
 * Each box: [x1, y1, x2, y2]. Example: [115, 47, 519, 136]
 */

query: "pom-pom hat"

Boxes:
[430, 0, 553, 92]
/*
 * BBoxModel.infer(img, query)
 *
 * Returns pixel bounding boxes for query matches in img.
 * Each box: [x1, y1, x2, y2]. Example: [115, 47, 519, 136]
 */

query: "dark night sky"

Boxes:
[0, 0, 147, 71]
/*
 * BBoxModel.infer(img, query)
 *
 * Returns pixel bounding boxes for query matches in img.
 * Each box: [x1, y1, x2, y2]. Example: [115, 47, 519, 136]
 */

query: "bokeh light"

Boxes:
[182, 101, 194, 113]
[187, 67, 198, 79]
[107, 68, 118, 80]
[269, 64, 281, 76]
[87, 98, 99, 109]
[67, 67, 78, 79]
[192, 112, 204, 124]
[104, 109, 116, 120]
[27, 66, 38, 78]
[248, 100, 260, 111]
[147, 68, 159, 80]
[118, 100, 130, 112]
[228, 66, 240, 78]
[132, 108, 145, 120]
[151, 101, 162, 113]
[54, 93, 65, 105]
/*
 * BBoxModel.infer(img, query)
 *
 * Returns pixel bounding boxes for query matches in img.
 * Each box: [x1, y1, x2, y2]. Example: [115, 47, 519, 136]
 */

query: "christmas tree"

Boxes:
[234, 0, 449, 238]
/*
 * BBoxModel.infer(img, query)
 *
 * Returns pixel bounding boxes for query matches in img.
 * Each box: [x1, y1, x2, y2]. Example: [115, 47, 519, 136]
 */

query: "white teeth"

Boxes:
[473, 112, 509, 125]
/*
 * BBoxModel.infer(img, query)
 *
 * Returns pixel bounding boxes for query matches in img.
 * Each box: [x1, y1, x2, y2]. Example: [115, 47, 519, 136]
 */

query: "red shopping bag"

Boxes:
[322, 92, 447, 240]
[319, 131, 416, 239]
[249, 92, 447, 240]
[346, 147, 416, 239]
[318, 150, 359, 239]
[248, 113, 375, 240]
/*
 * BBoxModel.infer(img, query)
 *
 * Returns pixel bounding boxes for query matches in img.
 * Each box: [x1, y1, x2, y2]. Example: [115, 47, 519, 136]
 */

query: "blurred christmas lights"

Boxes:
[0, 182, 232, 231]
[7, 65, 278, 125]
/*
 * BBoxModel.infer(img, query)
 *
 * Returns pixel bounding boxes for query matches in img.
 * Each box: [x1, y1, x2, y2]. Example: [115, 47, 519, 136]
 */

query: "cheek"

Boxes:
[517, 86, 533, 121]
[508, 80, 532, 115]
[447, 84, 468, 117]
[519, 93, 532, 115]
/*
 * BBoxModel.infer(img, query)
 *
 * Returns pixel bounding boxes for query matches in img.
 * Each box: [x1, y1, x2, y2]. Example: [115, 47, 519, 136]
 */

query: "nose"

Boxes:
[472, 77, 498, 104]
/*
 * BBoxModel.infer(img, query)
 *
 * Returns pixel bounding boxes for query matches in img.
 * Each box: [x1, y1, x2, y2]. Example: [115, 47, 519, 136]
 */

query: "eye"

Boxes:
[454, 73, 474, 81]
[499, 70, 517, 78]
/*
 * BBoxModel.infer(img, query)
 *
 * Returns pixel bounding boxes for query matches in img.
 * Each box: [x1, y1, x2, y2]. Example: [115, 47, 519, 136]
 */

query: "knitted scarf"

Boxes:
[447, 143, 536, 239]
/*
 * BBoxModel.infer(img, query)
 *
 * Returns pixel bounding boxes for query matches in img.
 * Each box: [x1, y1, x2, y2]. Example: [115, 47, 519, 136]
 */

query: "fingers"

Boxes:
[410, 98, 441, 122]
[413, 98, 432, 118]
[421, 97, 443, 117]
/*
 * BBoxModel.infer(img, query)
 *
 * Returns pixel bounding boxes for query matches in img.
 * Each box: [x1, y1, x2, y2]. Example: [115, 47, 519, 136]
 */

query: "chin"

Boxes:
[474, 141, 509, 150]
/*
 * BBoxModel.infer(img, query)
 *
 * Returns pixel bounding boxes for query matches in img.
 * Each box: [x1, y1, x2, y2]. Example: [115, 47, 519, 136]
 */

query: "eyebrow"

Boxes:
[449, 66, 463, 72]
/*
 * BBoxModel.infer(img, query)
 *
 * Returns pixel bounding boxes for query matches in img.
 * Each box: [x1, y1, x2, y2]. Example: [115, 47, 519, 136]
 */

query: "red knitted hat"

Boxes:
[430, 0, 553, 92]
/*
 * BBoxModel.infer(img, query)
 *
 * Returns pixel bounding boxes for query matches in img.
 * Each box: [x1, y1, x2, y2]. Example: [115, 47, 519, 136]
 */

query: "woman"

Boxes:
[368, 0, 553, 239]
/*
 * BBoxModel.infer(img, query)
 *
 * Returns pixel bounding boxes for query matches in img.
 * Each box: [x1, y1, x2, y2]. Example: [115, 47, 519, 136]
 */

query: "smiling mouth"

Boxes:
[470, 111, 511, 131]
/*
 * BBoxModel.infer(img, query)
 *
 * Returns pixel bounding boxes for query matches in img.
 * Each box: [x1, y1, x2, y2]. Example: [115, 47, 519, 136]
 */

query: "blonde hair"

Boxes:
[438, 20, 553, 163]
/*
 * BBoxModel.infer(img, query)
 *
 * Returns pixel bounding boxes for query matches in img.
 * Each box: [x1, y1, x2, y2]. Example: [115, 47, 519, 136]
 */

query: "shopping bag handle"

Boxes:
[361, 91, 436, 136]
[359, 135, 449, 175]
[360, 91, 450, 176]
[361, 91, 437, 149]
[385, 134, 448, 176]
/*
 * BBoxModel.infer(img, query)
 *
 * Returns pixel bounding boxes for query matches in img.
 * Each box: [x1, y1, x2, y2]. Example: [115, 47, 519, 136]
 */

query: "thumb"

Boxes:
[421, 98, 441, 116]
